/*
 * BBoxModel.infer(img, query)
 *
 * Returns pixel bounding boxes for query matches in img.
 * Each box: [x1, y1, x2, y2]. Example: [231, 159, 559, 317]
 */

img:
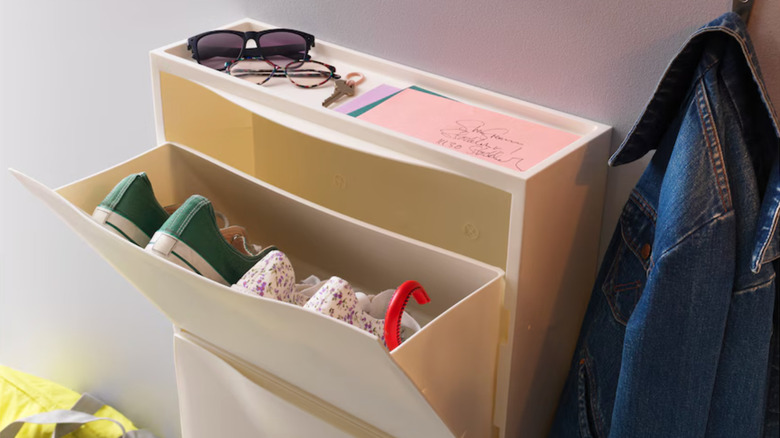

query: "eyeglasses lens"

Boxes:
[227, 59, 276, 84]
[284, 61, 333, 87]
[257, 32, 307, 63]
[196, 33, 245, 69]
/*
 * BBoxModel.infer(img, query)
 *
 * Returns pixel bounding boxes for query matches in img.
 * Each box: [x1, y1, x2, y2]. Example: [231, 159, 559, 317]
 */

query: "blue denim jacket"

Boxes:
[550, 13, 779, 438]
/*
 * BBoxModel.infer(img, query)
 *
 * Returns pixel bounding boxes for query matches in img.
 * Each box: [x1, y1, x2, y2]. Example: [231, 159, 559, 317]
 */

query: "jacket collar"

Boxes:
[610, 12, 780, 273]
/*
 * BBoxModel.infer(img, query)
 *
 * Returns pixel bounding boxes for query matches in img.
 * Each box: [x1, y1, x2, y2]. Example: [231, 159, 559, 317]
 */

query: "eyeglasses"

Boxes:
[187, 29, 315, 70]
[225, 58, 340, 88]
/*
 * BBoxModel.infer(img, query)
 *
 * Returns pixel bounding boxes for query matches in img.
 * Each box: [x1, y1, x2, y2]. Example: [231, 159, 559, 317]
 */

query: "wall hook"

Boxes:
[732, 0, 755, 24]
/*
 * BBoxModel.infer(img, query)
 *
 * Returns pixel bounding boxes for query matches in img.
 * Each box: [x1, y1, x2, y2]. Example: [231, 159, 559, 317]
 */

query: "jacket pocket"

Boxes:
[601, 191, 655, 326]
[576, 351, 603, 438]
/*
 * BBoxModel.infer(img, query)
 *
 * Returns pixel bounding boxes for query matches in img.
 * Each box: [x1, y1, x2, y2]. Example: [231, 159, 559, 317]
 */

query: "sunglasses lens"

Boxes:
[257, 32, 308, 62]
[196, 33, 245, 69]
[227, 59, 275, 84]
[284, 61, 332, 87]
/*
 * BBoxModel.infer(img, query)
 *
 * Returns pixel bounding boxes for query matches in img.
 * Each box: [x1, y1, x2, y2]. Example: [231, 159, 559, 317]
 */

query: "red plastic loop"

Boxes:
[384, 280, 430, 351]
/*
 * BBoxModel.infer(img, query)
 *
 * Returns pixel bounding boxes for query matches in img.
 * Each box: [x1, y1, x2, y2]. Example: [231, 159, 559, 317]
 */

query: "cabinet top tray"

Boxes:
[150, 18, 611, 187]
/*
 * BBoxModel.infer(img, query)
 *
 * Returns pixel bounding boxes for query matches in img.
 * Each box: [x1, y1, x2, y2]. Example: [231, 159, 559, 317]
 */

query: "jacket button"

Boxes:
[640, 243, 652, 260]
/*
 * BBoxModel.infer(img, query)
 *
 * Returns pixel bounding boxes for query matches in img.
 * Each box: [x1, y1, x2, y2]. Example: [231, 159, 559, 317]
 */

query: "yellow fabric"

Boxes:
[0, 365, 138, 438]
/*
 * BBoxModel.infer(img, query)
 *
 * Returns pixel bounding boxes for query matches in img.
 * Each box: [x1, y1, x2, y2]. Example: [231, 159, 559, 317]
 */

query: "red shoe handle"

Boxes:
[384, 280, 430, 351]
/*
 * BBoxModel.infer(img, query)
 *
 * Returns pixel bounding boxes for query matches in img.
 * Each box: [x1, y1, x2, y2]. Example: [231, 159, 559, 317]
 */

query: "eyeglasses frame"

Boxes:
[224, 57, 341, 88]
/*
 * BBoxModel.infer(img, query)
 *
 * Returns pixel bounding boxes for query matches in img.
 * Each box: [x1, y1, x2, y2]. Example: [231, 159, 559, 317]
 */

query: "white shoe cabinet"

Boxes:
[13, 17, 611, 438]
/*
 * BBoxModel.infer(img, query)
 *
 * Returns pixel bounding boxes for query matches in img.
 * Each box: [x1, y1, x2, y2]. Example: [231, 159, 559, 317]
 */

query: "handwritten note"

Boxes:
[357, 88, 580, 172]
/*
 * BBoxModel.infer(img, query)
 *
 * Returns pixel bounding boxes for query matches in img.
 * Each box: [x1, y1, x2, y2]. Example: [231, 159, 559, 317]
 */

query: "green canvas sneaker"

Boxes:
[93, 173, 244, 250]
[145, 195, 276, 285]
[92, 172, 169, 247]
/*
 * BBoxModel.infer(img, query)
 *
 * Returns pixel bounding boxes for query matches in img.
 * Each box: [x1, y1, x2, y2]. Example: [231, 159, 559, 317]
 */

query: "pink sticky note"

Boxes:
[357, 89, 580, 172]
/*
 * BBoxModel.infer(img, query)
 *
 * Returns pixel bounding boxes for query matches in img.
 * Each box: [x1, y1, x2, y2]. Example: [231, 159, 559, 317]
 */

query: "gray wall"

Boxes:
[1, 1, 777, 436]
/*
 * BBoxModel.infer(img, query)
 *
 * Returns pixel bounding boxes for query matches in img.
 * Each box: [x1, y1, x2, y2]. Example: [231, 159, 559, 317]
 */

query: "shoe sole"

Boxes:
[145, 231, 229, 285]
[93, 206, 152, 247]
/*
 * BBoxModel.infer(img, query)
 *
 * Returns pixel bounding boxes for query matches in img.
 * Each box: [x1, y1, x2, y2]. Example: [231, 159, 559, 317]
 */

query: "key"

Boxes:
[322, 79, 355, 107]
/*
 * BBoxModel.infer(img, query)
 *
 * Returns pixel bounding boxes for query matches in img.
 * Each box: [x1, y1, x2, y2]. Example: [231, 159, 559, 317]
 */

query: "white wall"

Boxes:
[0, 3, 246, 437]
[1, 1, 777, 437]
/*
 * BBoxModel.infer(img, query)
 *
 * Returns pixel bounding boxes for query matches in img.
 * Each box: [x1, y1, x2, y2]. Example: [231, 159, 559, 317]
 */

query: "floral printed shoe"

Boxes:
[303, 277, 428, 349]
[231, 250, 322, 305]
[357, 288, 422, 339]
[233, 251, 429, 349]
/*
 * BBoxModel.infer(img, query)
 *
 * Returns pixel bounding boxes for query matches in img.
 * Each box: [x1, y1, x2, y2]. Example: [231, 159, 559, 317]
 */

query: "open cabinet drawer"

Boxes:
[12, 142, 504, 437]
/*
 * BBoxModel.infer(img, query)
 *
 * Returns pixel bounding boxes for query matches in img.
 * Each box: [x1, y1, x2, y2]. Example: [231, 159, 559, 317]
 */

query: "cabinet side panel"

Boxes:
[505, 132, 610, 437]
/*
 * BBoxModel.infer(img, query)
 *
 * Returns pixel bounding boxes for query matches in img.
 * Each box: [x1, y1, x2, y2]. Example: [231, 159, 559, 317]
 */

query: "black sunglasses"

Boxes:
[187, 29, 316, 70]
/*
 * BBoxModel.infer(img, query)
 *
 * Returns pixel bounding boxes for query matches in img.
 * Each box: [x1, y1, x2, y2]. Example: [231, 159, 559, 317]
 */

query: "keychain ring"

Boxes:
[345, 72, 365, 85]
